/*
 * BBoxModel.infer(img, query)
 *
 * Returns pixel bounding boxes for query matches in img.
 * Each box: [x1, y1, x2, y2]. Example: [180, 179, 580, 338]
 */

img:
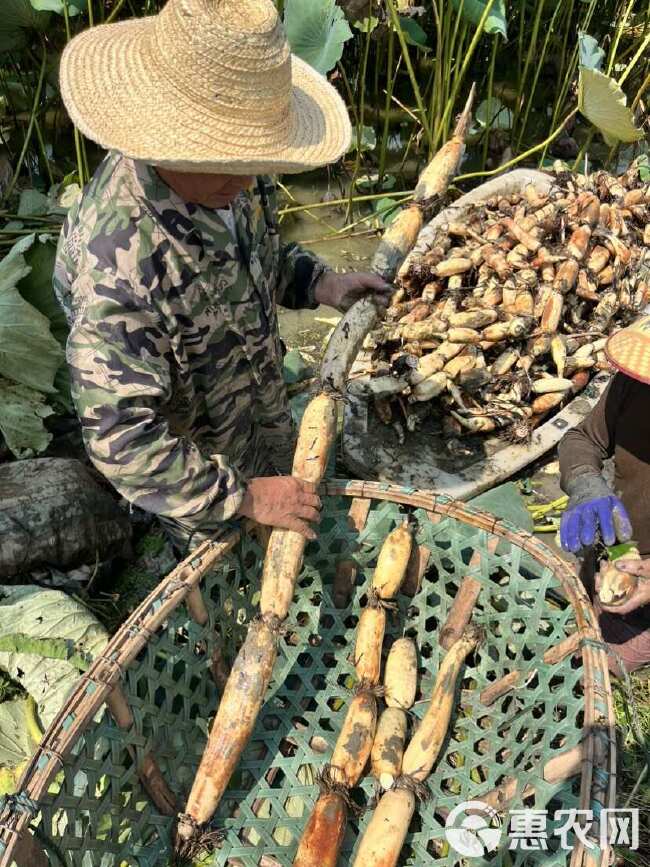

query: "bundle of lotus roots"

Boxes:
[360, 165, 650, 444]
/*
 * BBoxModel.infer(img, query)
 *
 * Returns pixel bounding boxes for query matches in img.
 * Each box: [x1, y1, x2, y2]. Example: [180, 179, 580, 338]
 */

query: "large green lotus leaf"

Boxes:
[450, 0, 507, 39]
[0, 698, 41, 795]
[284, 0, 353, 75]
[579, 67, 643, 146]
[0, 377, 53, 457]
[0, 586, 108, 729]
[0, 244, 63, 393]
[16, 235, 68, 347]
[0, 0, 49, 53]
[30, 0, 87, 15]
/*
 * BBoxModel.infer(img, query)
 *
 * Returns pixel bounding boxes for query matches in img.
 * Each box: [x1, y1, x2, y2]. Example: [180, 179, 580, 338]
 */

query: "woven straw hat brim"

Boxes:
[606, 328, 650, 385]
[60, 18, 351, 174]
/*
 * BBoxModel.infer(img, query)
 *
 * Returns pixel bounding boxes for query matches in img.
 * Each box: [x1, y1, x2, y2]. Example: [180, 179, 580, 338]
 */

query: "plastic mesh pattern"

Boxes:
[9, 494, 607, 866]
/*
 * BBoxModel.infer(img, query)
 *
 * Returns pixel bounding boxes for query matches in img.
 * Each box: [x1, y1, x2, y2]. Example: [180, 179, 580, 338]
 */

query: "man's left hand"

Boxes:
[314, 270, 392, 312]
[597, 558, 650, 615]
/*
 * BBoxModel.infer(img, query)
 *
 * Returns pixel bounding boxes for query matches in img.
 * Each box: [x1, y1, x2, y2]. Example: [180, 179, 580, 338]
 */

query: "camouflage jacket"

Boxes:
[53, 151, 327, 542]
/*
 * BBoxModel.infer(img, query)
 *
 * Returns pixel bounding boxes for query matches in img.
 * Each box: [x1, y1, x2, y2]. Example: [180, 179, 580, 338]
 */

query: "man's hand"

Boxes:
[314, 270, 392, 312]
[237, 476, 322, 540]
[597, 559, 650, 615]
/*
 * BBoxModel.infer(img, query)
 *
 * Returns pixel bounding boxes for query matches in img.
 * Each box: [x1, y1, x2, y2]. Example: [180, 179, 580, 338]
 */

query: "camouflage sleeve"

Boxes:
[66, 274, 245, 527]
[265, 179, 331, 310]
[276, 240, 330, 310]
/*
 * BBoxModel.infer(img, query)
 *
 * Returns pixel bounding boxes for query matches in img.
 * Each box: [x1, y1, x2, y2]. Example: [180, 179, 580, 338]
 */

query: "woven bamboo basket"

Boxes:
[0, 481, 615, 867]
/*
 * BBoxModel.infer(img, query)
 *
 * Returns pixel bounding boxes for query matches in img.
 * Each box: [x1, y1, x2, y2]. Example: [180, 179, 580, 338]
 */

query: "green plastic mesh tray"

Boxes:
[0, 481, 615, 867]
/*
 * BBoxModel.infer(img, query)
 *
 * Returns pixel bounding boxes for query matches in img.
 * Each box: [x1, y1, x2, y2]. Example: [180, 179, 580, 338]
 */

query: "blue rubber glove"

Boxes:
[560, 471, 633, 553]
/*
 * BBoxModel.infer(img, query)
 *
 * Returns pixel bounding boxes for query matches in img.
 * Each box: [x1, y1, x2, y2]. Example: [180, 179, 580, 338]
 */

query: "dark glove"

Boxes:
[560, 471, 632, 553]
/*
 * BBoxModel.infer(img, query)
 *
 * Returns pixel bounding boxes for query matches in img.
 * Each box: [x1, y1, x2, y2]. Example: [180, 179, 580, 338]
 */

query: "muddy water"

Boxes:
[276, 171, 380, 356]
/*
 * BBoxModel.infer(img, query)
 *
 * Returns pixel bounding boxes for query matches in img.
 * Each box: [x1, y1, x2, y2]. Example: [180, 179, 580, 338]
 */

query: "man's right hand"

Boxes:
[237, 476, 322, 540]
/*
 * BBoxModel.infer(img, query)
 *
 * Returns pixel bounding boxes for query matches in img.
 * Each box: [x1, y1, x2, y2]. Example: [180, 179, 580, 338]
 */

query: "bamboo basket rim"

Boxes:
[0, 479, 616, 867]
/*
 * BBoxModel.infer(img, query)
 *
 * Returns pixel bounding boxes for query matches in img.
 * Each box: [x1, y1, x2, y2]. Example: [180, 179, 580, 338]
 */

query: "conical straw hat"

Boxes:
[605, 315, 650, 384]
[59, 0, 351, 174]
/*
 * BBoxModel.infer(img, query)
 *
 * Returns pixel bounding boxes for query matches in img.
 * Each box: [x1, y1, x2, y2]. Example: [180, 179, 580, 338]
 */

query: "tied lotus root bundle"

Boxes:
[362, 167, 650, 445]
[352, 627, 482, 867]
[293, 523, 413, 867]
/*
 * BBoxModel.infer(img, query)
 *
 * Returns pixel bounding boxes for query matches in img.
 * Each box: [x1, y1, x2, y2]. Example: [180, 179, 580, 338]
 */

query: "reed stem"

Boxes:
[2, 48, 47, 203]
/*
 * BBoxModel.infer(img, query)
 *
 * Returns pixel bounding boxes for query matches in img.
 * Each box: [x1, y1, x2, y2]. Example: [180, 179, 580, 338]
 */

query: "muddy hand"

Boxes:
[314, 271, 392, 312]
[237, 476, 322, 540]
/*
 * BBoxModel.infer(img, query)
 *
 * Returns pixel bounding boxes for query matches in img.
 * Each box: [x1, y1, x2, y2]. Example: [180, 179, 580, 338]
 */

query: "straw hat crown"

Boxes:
[60, 0, 351, 173]
[606, 314, 650, 384]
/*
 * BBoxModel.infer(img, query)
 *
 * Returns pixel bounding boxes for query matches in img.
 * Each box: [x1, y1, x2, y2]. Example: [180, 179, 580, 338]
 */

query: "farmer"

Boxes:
[53, 0, 390, 553]
[559, 315, 650, 674]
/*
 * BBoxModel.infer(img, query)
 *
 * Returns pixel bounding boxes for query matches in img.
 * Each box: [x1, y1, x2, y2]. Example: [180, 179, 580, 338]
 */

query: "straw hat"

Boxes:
[606, 315, 650, 384]
[59, 0, 351, 174]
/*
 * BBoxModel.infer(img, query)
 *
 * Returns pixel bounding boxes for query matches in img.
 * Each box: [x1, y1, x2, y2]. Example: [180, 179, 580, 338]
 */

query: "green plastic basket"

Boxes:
[0, 481, 615, 867]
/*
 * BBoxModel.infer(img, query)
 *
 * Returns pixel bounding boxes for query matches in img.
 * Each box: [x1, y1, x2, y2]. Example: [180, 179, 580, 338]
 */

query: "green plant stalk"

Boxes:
[373, 26, 381, 134]
[516, 1, 562, 152]
[385, 0, 434, 153]
[334, 195, 413, 237]
[347, 13, 373, 221]
[378, 26, 395, 183]
[516, 0, 527, 92]
[437, 0, 454, 150]
[513, 0, 547, 145]
[80, 130, 91, 181]
[437, 0, 498, 146]
[276, 182, 338, 233]
[106, 0, 128, 23]
[336, 61, 359, 128]
[443, 19, 469, 143]
[604, 142, 621, 173]
[539, 0, 598, 166]
[61, 2, 87, 185]
[618, 31, 650, 86]
[33, 116, 55, 189]
[279, 189, 413, 216]
[429, 0, 444, 150]
[2, 49, 48, 204]
[397, 124, 418, 177]
[632, 69, 650, 110]
[448, 0, 466, 79]
[434, 0, 465, 148]
[456, 107, 579, 184]
[87, 0, 94, 26]
[607, 0, 636, 76]
[556, 0, 575, 85]
[572, 129, 595, 173]
[296, 227, 376, 246]
[481, 36, 499, 171]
